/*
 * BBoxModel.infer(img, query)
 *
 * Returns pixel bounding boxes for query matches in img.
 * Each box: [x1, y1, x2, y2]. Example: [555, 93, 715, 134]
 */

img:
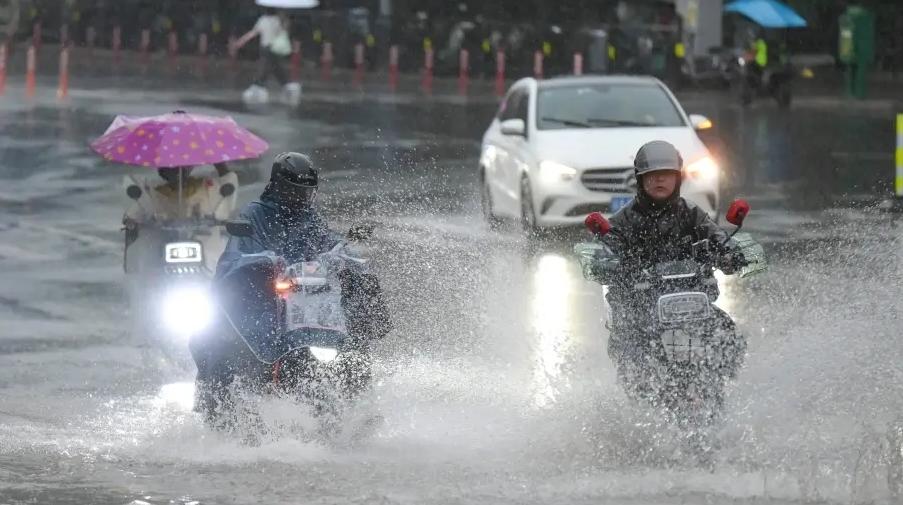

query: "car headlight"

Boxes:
[539, 160, 577, 183]
[161, 285, 214, 337]
[685, 156, 719, 181]
[309, 346, 338, 362]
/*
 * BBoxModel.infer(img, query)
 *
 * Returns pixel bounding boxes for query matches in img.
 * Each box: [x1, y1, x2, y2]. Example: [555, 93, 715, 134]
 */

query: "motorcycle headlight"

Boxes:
[161, 286, 214, 337]
[685, 156, 719, 181]
[165, 242, 203, 264]
[309, 346, 338, 362]
[539, 160, 577, 183]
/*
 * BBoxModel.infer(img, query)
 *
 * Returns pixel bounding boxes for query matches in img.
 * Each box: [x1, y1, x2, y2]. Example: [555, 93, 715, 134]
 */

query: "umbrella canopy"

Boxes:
[256, 0, 319, 8]
[91, 111, 268, 168]
[724, 0, 807, 28]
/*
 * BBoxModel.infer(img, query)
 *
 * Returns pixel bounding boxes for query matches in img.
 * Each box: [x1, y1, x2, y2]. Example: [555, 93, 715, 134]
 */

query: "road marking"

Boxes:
[830, 151, 893, 161]
[17, 222, 120, 253]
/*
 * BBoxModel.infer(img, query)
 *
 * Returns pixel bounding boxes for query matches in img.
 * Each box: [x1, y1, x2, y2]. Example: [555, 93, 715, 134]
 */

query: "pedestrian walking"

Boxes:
[234, 8, 300, 104]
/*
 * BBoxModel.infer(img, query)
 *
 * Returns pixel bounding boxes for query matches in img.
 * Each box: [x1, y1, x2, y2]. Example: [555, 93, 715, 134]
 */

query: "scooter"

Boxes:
[123, 176, 237, 369]
[190, 221, 390, 431]
[729, 52, 793, 108]
[575, 200, 766, 434]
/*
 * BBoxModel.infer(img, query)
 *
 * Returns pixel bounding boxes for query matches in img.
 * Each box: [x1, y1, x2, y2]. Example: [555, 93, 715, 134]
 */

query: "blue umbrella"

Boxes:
[724, 0, 807, 29]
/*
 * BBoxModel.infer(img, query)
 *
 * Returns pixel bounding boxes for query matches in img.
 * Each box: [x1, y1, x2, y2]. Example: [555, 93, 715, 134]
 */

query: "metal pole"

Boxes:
[178, 167, 184, 218]
[880, 113, 903, 211]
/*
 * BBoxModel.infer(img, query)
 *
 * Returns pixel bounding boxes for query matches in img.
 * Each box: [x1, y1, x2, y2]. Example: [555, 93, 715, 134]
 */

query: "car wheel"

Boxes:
[520, 175, 539, 235]
[480, 171, 502, 230]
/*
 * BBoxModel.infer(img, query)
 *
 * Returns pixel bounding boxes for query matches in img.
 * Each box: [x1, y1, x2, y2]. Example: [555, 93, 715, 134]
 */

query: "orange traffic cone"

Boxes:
[0, 44, 7, 96]
[25, 45, 36, 98]
[57, 47, 70, 100]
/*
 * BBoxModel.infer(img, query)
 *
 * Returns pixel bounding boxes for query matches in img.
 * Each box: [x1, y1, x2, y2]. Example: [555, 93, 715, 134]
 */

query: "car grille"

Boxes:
[581, 167, 635, 193]
[565, 203, 610, 216]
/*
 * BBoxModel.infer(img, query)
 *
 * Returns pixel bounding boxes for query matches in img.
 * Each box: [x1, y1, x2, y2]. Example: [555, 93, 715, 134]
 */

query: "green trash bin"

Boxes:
[838, 5, 875, 99]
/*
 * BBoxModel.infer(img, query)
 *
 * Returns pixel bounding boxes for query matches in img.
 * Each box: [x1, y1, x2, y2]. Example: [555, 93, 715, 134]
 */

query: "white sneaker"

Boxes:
[282, 82, 302, 105]
[282, 82, 301, 105]
[242, 84, 269, 104]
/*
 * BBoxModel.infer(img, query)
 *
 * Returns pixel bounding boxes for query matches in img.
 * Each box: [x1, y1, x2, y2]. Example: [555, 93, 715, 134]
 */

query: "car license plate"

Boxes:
[610, 196, 632, 213]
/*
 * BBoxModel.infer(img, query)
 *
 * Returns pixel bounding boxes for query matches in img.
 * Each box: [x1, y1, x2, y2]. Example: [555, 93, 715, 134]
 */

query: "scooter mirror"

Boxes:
[348, 222, 375, 241]
[584, 212, 611, 237]
[126, 185, 143, 200]
[225, 220, 254, 237]
[219, 183, 236, 198]
[726, 199, 750, 226]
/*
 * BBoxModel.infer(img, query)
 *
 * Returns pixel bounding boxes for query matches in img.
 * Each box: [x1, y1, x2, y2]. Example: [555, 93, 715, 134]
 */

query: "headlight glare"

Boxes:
[309, 346, 338, 362]
[539, 160, 577, 183]
[685, 156, 719, 181]
[161, 286, 214, 337]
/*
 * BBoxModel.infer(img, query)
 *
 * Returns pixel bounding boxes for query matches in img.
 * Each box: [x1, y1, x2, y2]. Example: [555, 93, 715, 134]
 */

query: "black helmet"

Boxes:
[633, 140, 683, 177]
[266, 152, 319, 207]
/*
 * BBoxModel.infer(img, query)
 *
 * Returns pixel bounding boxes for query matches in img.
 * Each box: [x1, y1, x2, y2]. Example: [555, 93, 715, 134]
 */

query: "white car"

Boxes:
[480, 75, 720, 230]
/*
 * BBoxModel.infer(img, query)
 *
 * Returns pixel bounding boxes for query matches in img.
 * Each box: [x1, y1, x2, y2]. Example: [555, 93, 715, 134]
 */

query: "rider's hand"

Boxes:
[122, 217, 139, 230]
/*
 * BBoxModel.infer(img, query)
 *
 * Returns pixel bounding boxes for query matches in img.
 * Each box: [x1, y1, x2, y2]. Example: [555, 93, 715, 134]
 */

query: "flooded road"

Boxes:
[0, 75, 901, 504]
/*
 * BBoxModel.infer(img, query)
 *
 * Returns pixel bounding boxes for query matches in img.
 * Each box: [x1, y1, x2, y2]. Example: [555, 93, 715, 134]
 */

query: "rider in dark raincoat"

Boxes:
[600, 141, 745, 384]
[190, 152, 390, 420]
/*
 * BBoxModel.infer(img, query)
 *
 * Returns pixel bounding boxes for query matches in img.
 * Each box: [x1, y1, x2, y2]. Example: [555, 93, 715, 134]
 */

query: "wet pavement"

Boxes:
[0, 63, 902, 505]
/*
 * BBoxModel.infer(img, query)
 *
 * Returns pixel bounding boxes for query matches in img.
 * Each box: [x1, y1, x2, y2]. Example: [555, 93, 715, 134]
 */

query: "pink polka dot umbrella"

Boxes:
[90, 111, 269, 168]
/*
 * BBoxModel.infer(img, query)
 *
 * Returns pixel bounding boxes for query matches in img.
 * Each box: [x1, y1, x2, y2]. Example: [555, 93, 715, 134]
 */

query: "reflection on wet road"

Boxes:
[530, 253, 577, 408]
[0, 81, 901, 504]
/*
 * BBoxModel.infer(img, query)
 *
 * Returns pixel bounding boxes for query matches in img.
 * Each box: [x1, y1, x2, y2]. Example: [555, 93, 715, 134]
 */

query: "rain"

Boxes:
[1, 1, 902, 504]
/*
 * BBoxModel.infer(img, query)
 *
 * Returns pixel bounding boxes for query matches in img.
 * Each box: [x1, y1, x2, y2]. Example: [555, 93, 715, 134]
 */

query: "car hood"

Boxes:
[531, 127, 709, 169]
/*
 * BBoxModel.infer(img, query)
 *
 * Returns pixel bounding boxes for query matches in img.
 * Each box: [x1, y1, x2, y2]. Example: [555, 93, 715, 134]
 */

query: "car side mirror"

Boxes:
[725, 199, 750, 227]
[225, 220, 254, 237]
[126, 185, 143, 200]
[500, 118, 526, 136]
[219, 183, 235, 198]
[689, 114, 713, 131]
[347, 222, 375, 241]
[584, 212, 611, 237]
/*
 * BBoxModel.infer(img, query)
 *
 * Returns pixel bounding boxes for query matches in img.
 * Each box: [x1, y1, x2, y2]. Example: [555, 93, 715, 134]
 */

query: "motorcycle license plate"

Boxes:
[285, 291, 346, 333]
[610, 196, 632, 213]
[658, 293, 711, 323]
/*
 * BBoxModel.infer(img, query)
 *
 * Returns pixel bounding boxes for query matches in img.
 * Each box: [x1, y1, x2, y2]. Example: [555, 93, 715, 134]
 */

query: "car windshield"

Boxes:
[536, 83, 686, 130]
